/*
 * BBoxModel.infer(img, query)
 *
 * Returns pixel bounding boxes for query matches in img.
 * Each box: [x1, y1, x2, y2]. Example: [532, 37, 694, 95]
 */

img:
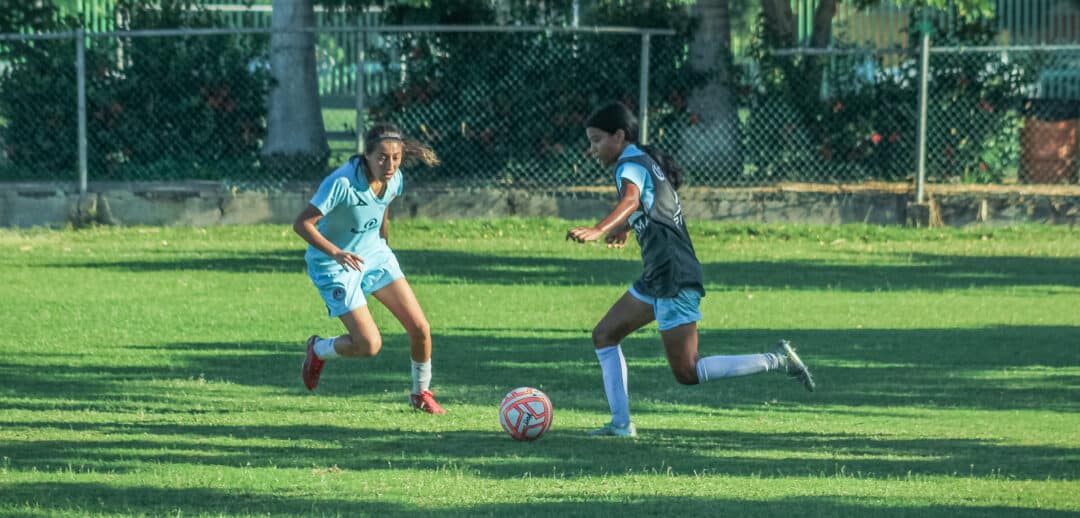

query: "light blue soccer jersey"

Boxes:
[304, 157, 404, 275]
[614, 144, 656, 228]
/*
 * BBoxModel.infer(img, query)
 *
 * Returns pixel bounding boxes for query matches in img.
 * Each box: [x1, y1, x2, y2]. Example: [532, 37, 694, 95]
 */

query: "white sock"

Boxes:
[411, 359, 432, 394]
[596, 345, 631, 427]
[314, 337, 338, 359]
[695, 353, 779, 383]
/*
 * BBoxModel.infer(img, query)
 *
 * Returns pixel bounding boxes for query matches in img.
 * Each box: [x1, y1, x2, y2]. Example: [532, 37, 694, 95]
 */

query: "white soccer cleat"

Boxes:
[774, 340, 816, 392]
[587, 421, 637, 437]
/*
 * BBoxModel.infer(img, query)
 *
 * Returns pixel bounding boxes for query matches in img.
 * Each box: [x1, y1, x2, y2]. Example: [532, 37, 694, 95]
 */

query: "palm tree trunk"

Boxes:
[681, 0, 742, 178]
[261, 0, 329, 178]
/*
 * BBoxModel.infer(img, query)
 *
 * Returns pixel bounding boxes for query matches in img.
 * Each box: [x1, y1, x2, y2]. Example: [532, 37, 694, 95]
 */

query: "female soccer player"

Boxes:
[567, 102, 815, 437]
[295, 123, 446, 414]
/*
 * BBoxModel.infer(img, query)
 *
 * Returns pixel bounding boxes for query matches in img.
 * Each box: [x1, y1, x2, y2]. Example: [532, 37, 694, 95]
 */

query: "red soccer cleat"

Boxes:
[410, 390, 446, 414]
[302, 335, 326, 391]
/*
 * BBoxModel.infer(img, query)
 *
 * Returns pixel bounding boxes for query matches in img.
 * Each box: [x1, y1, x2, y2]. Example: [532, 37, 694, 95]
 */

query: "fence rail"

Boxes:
[1, 25, 1078, 192]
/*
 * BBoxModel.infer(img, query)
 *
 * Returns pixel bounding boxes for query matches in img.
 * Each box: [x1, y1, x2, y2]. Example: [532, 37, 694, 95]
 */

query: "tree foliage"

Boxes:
[745, 2, 1041, 183]
[0, 0, 270, 181]
[361, 0, 702, 186]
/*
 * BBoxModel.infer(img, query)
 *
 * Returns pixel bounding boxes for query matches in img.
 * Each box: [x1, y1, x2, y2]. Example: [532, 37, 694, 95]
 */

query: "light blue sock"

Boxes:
[596, 345, 631, 427]
[695, 353, 778, 383]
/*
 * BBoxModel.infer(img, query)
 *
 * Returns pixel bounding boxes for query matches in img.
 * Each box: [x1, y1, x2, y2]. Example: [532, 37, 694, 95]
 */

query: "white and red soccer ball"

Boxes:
[498, 387, 553, 441]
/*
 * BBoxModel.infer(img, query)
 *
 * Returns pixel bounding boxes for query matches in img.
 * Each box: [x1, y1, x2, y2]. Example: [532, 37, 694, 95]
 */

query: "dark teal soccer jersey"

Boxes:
[614, 150, 705, 299]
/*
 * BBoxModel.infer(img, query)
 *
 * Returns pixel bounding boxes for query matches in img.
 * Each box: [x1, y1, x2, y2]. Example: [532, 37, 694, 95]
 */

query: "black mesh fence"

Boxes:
[1, 27, 1077, 188]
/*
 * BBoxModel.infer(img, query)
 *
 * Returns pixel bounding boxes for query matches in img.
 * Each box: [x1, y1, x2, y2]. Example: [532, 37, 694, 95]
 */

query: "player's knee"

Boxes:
[672, 365, 699, 385]
[365, 335, 383, 356]
[591, 325, 616, 348]
[346, 332, 382, 357]
[407, 319, 431, 344]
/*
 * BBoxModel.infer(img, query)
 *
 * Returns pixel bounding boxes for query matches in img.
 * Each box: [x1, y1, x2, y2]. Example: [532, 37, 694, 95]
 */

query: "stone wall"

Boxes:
[1, 181, 1077, 228]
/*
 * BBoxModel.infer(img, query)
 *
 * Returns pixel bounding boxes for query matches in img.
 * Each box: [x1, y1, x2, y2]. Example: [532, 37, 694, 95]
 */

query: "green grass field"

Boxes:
[1, 220, 1077, 517]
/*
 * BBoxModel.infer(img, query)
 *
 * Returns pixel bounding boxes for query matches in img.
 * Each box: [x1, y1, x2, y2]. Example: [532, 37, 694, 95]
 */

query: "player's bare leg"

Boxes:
[303, 306, 382, 391]
[660, 322, 700, 385]
[373, 278, 445, 414]
[336, 306, 384, 357]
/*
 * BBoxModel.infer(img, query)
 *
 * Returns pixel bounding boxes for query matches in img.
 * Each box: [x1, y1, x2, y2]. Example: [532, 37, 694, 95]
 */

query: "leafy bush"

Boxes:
[367, 0, 700, 187]
[0, 3, 81, 179]
[743, 6, 1039, 184]
[0, 0, 271, 182]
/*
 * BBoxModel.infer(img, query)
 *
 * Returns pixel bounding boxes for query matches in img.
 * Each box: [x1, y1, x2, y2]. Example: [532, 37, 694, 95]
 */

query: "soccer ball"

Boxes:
[498, 387, 553, 441]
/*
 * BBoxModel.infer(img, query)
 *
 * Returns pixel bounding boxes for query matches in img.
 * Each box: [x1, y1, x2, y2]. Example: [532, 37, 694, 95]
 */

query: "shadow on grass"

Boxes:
[2, 422, 1076, 481]
[2, 322, 1076, 486]
[1, 326, 1077, 415]
[39, 248, 1080, 291]
[1, 484, 1072, 517]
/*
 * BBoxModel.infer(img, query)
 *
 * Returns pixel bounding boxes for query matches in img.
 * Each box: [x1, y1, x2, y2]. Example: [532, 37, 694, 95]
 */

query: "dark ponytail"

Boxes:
[585, 101, 683, 190]
[638, 145, 683, 190]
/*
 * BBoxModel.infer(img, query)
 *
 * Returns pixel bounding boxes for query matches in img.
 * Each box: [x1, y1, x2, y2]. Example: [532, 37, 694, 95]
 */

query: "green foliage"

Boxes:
[0, 0, 271, 182]
[0, 3, 80, 179]
[744, 5, 1040, 184]
[919, 14, 1039, 183]
[366, 0, 700, 187]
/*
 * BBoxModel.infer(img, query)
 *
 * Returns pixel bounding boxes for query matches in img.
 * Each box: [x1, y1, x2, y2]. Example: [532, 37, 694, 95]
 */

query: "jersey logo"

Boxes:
[350, 218, 380, 234]
[651, 164, 666, 181]
[355, 196, 368, 206]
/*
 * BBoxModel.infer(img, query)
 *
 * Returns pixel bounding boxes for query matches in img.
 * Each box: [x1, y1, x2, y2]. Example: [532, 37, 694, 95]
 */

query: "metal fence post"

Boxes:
[638, 32, 650, 145]
[76, 28, 88, 195]
[915, 29, 930, 204]
[355, 27, 367, 155]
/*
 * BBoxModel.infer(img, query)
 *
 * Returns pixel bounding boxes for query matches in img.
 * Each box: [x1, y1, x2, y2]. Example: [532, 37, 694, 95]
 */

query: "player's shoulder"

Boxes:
[616, 160, 649, 182]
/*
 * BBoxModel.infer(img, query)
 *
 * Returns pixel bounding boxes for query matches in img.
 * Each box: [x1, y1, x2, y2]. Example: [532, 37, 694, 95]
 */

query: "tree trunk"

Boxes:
[760, 0, 835, 47]
[809, 0, 837, 49]
[681, 0, 741, 177]
[261, 0, 328, 178]
[760, 0, 795, 46]
[805, 0, 837, 98]
[760, 0, 837, 97]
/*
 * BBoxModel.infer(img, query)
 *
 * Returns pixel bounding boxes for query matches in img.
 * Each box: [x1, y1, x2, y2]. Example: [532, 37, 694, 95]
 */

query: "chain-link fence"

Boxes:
[924, 46, 1080, 184]
[1, 26, 1078, 190]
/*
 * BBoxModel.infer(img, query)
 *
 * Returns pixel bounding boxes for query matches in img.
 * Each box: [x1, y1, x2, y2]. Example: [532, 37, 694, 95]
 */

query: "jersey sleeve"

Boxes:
[616, 162, 648, 196]
[309, 175, 350, 216]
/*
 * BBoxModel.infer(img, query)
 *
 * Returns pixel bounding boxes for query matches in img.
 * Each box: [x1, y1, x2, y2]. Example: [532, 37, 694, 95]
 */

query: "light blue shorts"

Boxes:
[629, 285, 703, 331]
[309, 253, 405, 318]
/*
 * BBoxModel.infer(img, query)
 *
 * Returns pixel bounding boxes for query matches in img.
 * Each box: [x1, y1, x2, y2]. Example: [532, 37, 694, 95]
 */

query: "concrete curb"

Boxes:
[1, 182, 1077, 228]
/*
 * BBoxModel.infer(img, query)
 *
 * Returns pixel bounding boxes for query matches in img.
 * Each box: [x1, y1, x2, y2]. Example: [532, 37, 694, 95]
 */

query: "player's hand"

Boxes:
[332, 251, 365, 271]
[605, 229, 629, 249]
[566, 226, 605, 243]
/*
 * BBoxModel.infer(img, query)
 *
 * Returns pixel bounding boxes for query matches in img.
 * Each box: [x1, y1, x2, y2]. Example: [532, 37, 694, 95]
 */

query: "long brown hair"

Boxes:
[363, 123, 441, 167]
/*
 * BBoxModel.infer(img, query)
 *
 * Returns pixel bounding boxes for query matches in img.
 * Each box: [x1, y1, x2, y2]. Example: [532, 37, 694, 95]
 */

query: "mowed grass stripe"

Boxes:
[0, 220, 1077, 516]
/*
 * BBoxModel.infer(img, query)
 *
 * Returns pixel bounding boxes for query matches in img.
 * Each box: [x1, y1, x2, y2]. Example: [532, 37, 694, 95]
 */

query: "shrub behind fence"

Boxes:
[1, 25, 1077, 189]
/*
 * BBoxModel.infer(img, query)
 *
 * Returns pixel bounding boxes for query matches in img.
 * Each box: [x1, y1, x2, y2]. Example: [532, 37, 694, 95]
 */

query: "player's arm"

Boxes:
[293, 205, 364, 271]
[566, 182, 640, 243]
[380, 207, 390, 245]
[604, 220, 631, 248]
